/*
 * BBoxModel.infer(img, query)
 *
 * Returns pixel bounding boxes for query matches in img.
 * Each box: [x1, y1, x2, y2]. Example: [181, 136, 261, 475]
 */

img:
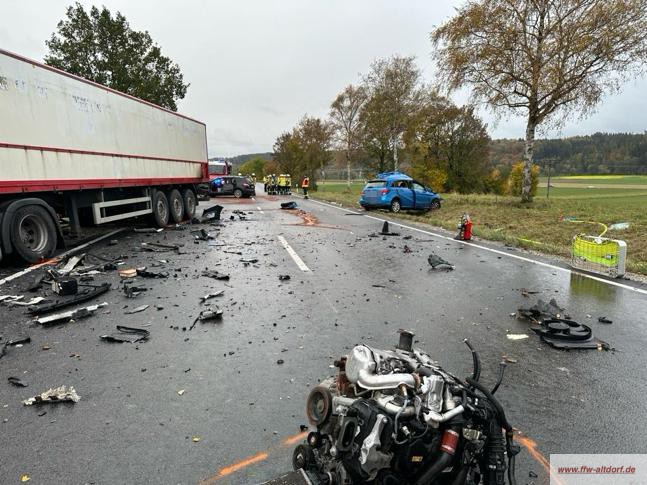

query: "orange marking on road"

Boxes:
[200, 452, 268, 484]
[282, 431, 307, 446]
[516, 433, 565, 485]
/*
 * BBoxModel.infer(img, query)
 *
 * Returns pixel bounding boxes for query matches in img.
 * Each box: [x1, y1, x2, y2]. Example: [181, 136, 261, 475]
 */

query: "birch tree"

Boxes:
[432, 0, 647, 201]
[330, 85, 367, 187]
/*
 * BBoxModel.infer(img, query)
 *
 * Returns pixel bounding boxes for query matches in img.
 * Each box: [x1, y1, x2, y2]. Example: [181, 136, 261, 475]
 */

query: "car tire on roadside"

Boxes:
[9, 205, 57, 263]
[233, 188, 243, 198]
[182, 188, 197, 219]
[390, 199, 401, 213]
[152, 190, 170, 227]
[430, 199, 441, 211]
[167, 189, 184, 223]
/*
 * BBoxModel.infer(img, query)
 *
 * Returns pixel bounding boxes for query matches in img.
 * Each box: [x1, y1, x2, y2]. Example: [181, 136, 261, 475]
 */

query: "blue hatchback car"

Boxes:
[359, 172, 442, 213]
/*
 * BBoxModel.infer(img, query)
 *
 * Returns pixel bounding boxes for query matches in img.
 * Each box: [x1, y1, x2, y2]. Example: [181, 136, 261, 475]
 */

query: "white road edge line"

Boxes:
[257, 206, 265, 214]
[306, 198, 647, 296]
[277, 235, 311, 272]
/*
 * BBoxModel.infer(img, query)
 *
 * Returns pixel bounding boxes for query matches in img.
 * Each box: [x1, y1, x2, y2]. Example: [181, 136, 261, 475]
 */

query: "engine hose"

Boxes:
[449, 465, 469, 485]
[393, 398, 410, 445]
[414, 450, 454, 485]
[486, 419, 506, 485]
[463, 340, 481, 382]
[507, 444, 518, 485]
[465, 377, 512, 432]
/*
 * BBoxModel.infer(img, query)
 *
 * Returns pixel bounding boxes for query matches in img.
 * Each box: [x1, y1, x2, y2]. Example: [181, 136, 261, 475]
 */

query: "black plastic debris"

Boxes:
[281, 201, 298, 210]
[29, 283, 110, 315]
[518, 298, 565, 323]
[8, 377, 28, 387]
[201, 270, 230, 281]
[22, 271, 45, 292]
[136, 268, 168, 279]
[403, 245, 412, 254]
[0, 336, 31, 360]
[531, 318, 610, 350]
[52, 277, 78, 296]
[598, 316, 613, 324]
[100, 326, 150, 343]
[192, 228, 214, 241]
[278, 275, 291, 281]
[123, 283, 148, 299]
[379, 221, 400, 236]
[201, 204, 223, 222]
[428, 253, 454, 270]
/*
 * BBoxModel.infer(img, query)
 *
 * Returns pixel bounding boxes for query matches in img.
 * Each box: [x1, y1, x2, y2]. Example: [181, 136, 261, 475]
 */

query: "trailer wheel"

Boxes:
[9, 205, 57, 263]
[167, 189, 184, 223]
[182, 189, 197, 219]
[152, 190, 170, 227]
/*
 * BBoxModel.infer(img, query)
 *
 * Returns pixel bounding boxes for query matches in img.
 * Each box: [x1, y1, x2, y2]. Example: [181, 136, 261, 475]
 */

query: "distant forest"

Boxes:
[490, 132, 647, 175]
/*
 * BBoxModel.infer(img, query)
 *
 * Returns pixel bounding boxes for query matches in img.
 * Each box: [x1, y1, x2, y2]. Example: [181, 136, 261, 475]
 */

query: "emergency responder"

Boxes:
[285, 174, 292, 195]
[251, 173, 257, 185]
[263, 174, 269, 193]
[301, 175, 310, 199]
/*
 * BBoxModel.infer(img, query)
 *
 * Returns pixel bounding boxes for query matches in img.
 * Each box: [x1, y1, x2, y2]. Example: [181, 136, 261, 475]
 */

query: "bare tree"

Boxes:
[432, 0, 647, 201]
[363, 55, 422, 171]
[330, 85, 367, 187]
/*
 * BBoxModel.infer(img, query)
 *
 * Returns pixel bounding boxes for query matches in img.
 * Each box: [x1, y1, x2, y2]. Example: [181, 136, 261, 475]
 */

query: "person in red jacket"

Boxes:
[301, 175, 310, 199]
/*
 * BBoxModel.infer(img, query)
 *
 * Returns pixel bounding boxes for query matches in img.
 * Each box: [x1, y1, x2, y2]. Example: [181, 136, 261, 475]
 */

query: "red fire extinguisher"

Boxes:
[456, 213, 472, 241]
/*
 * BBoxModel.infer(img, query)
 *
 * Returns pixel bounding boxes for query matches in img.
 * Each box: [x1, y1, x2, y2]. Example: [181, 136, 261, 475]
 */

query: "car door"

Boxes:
[412, 181, 432, 209]
[222, 177, 234, 194]
[395, 180, 414, 208]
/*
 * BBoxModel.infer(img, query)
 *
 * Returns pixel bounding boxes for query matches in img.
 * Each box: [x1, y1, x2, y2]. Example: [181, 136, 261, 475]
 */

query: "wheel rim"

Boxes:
[157, 199, 168, 221]
[173, 198, 182, 216]
[234, 190, 242, 198]
[18, 215, 48, 252]
[186, 195, 195, 215]
[392, 201, 400, 212]
[431, 201, 440, 209]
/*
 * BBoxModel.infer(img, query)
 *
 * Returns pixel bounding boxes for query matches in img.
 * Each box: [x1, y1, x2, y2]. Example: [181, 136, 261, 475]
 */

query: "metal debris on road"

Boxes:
[428, 253, 454, 270]
[100, 326, 150, 343]
[506, 334, 529, 340]
[520, 288, 539, 297]
[58, 254, 85, 275]
[136, 268, 169, 278]
[0, 336, 31, 360]
[125, 304, 149, 314]
[6, 297, 46, 306]
[36, 302, 108, 325]
[23, 385, 81, 406]
[201, 270, 230, 280]
[119, 268, 138, 279]
[200, 290, 224, 302]
[598, 316, 613, 324]
[134, 228, 164, 233]
[8, 377, 28, 387]
[29, 283, 111, 315]
[240, 258, 259, 264]
[0, 295, 24, 303]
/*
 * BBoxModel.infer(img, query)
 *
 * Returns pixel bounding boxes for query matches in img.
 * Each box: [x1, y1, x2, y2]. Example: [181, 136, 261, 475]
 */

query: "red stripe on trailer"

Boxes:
[0, 48, 206, 126]
[0, 142, 207, 165]
[0, 177, 205, 194]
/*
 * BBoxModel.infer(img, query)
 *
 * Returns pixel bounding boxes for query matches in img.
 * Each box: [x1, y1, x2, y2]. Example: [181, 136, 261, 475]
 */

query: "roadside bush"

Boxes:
[507, 162, 539, 196]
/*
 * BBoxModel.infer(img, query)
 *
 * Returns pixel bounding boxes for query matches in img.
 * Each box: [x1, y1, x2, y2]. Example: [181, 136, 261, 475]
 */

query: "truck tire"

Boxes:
[152, 190, 170, 227]
[182, 189, 197, 219]
[167, 189, 184, 223]
[9, 205, 57, 263]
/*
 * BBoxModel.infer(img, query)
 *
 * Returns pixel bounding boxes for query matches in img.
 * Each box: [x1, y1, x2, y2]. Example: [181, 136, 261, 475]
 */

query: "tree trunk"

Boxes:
[346, 150, 351, 188]
[393, 136, 399, 172]
[522, 120, 535, 203]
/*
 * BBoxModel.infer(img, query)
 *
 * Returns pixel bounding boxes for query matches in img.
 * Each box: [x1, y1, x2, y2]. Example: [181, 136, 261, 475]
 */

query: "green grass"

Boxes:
[540, 175, 647, 185]
[312, 181, 647, 275]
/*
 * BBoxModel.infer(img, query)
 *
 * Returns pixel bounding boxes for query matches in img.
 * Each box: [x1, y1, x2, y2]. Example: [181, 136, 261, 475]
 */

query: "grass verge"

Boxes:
[311, 182, 647, 275]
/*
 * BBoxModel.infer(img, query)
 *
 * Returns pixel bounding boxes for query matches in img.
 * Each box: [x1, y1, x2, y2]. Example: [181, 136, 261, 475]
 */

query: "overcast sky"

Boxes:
[2, 0, 646, 157]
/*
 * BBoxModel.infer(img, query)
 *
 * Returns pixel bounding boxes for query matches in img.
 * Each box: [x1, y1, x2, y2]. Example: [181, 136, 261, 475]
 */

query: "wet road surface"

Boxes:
[1, 191, 647, 484]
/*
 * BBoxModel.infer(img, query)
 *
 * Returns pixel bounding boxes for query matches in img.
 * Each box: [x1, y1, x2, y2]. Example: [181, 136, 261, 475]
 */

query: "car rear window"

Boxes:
[365, 180, 386, 188]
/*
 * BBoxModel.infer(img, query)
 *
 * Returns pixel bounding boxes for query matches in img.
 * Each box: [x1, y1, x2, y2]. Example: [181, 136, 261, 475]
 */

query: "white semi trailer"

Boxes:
[0, 48, 209, 263]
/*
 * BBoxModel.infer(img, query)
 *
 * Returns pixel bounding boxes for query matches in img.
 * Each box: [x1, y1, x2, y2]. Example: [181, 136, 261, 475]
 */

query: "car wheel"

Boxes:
[390, 199, 401, 213]
[430, 199, 441, 211]
[167, 189, 184, 223]
[152, 190, 170, 227]
[233, 188, 243, 198]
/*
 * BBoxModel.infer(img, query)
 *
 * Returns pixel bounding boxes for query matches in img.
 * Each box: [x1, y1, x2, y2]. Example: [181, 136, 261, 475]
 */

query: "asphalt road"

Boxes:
[1, 191, 647, 485]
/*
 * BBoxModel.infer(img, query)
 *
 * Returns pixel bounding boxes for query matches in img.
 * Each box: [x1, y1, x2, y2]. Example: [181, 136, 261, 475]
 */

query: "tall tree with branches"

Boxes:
[432, 0, 647, 201]
[46, 3, 188, 110]
[330, 85, 367, 187]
